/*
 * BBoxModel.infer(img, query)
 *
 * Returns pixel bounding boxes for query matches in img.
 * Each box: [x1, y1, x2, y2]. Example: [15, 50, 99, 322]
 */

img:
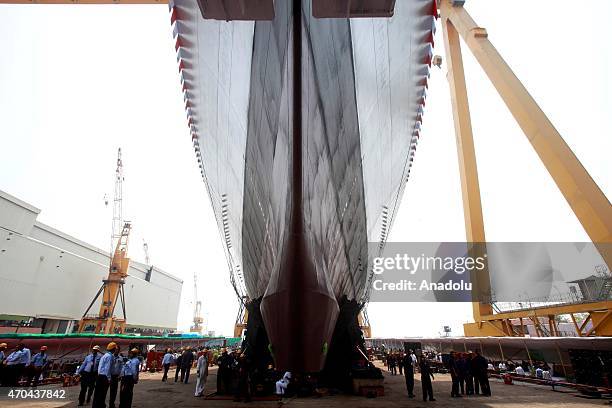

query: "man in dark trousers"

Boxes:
[181, 348, 195, 384]
[456, 353, 467, 395]
[402, 352, 415, 398]
[473, 350, 491, 396]
[465, 351, 475, 395]
[28, 345, 49, 387]
[174, 350, 183, 383]
[448, 351, 460, 397]
[398, 353, 404, 375]
[108, 346, 124, 408]
[233, 353, 251, 403]
[119, 348, 140, 408]
[92, 342, 119, 408]
[419, 358, 436, 402]
[0, 342, 7, 387]
[216, 348, 235, 395]
[161, 349, 173, 382]
[470, 353, 481, 395]
[77, 345, 101, 406]
[388, 354, 396, 375]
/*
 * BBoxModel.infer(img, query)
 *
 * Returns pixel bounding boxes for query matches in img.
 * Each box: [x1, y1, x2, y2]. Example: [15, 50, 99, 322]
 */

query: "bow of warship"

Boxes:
[169, 0, 436, 373]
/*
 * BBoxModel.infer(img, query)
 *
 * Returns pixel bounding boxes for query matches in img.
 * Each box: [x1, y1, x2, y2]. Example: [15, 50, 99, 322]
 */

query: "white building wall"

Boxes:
[0, 190, 182, 330]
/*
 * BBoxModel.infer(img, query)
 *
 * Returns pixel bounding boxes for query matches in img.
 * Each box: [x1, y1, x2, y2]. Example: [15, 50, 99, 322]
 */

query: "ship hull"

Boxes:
[170, 0, 436, 371]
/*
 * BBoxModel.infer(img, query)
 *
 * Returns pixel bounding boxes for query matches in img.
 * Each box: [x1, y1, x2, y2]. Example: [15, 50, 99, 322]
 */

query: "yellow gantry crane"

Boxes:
[78, 148, 132, 334]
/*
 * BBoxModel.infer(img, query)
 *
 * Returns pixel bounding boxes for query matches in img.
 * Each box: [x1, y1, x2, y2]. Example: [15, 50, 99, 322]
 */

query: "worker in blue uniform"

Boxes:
[92, 342, 120, 408]
[77, 345, 102, 406]
[119, 348, 140, 408]
[109, 346, 124, 408]
[28, 345, 50, 387]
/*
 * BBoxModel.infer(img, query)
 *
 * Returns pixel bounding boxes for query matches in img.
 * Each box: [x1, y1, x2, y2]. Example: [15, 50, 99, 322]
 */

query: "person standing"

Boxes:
[388, 354, 396, 375]
[28, 346, 49, 387]
[174, 349, 183, 383]
[465, 352, 474, 395]
[473, 350, 491, 396]
[448, 351, 460, 397]
[109, 346, 124, 408]
[0, 342, 8, 386]
[181, 348, 195, 384]
[456, 353, 466, 395]
[419, 359, 436, 402]
[5, 344, 29, 386]
[77, 345, 102, 406]
[92, 342, 119, 408]
[398, 353, 404, 375]
[402, 352, 415, 398]
[217, 348, 234, 395]
[234, 353, 251, 403]
[194, 348, 209, 397]
[119, 348, 140, 408]
[410, 350, 418, 373]
[161, 349, 173, 382]
[4, 346, 23, 386]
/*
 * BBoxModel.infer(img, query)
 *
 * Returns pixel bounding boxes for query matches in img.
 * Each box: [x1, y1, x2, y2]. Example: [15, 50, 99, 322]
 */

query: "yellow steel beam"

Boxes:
[586, 310, 611, 336]
[440, 3, 492, 322]
[0, 0, 166, 3]
[480, 300, 612, 322]
[442, 0, 612, 270]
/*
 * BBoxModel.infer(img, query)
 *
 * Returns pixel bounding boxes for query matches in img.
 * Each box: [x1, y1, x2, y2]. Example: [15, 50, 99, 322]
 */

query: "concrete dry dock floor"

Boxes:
[0, 364, 606, 408]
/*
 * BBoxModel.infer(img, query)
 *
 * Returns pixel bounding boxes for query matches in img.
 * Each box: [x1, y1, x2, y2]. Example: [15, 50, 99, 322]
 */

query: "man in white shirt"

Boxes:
[194, 348, 209, 397]
[410, 351, 418, 372]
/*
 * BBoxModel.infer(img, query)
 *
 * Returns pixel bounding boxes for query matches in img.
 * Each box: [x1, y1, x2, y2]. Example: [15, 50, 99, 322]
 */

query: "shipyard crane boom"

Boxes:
[190, 272, 204, 333]
[143, 240, 151, 266]
[78, 148, 131, 334]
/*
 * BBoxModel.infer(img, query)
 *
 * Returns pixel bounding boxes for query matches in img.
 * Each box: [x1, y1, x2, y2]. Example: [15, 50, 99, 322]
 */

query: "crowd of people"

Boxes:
[446, 350, 491, 397]
[158, 346, 255, 402]
[381, 348, 494, 401]
[76, 342, 142, 408]
[0, 341, 142, 408]
[0, 343, 50, 387]
[1, 339, 563, 404]
[159, 346, 210, 397]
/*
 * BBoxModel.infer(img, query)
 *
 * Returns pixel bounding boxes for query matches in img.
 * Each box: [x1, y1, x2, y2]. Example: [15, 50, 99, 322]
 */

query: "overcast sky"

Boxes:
[0, 0, 610, 337]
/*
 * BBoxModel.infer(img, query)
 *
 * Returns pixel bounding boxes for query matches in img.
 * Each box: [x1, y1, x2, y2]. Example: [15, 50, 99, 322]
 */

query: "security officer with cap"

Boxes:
[28, 345, 49, 387]
[109, 345, 124, 408]
[119, 348, 140, 408]
[92, 342, 119, 408]
[77, 345, 102, 406]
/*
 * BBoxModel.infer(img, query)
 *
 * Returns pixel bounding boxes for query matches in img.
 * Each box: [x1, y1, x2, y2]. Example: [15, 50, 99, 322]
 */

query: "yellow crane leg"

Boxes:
[440, 0, 612, 337]
[441, 0, 612, 269]
[441, 1, 492, 323]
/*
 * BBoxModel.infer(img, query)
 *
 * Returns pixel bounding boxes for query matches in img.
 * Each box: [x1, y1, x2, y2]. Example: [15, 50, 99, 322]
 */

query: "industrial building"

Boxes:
[0, 189, 182, 334]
